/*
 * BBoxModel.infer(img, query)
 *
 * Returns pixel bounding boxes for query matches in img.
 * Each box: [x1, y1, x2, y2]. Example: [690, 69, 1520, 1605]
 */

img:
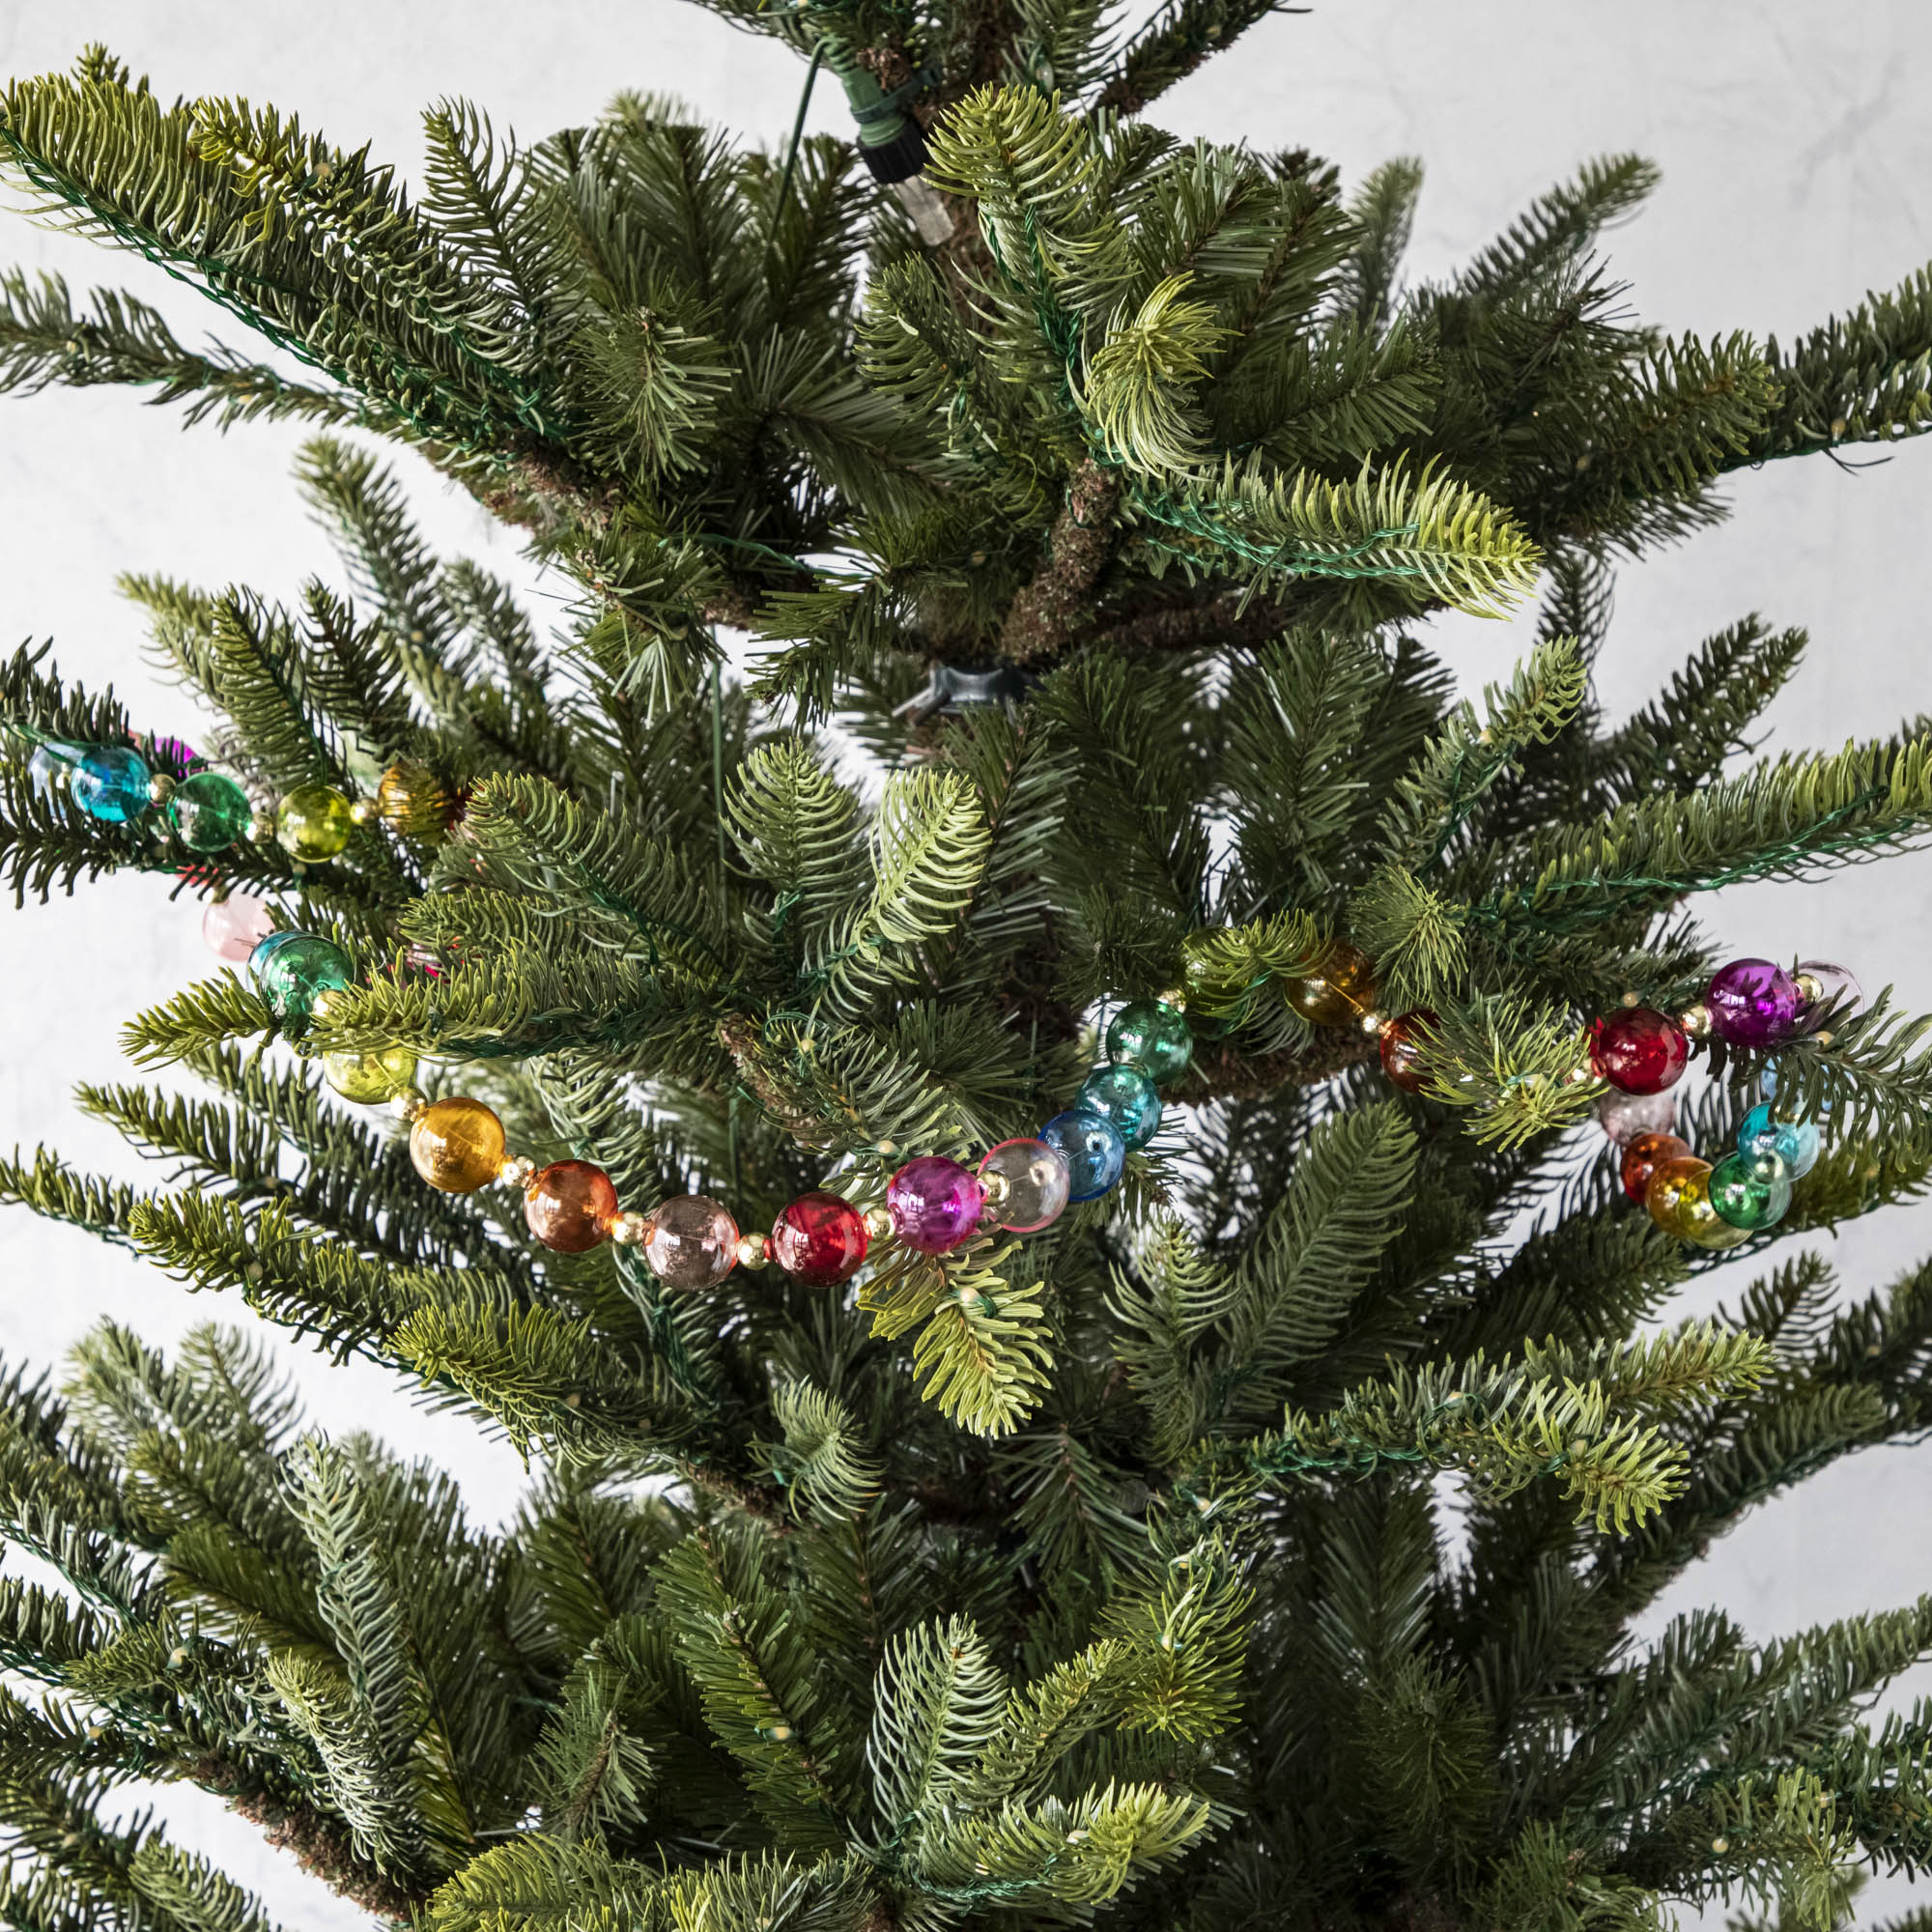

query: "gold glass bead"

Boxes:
[609, 1210, 654, 1247]
[409, 1096, 506, 1193]
[390, 1085, 430, 1122]
[377, 759, 453, 838]
[1286, 941, 1379, 1027]
[734, 1233, 771, 1270]
[324, 1044, 417, 1104]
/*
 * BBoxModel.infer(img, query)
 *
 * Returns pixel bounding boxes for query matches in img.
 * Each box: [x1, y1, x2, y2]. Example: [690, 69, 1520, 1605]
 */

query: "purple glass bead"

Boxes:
[1705, 957, 1800, 1048]
[885, 1156, 985, 1256]
[1794, 959, 1862, 1035]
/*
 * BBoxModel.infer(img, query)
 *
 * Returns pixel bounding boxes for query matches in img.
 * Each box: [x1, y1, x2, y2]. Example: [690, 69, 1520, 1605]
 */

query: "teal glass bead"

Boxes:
[1708, 1149, 1793, 1232]
[1039, 1108, 1125, 1202]
[1105, 1000, 1192, 1084]
[168, 771, 253, 852]
[1738, 1103, 1820, 1180]
[1078, 1063, 1162, 1149]
[253, 932, 353, 1022]
[247, 930, 302, 980]
[70, 744, 152, 823]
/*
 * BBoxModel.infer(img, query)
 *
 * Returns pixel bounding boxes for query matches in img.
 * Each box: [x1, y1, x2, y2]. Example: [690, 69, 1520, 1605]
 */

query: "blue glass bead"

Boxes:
[1039, 1109, 1125, 1202]
[253, 932, 353, 1022]
[70, 744, 152, 823]
[1738, 1103, 1820, 1180]
[1078, 1063, 1162, 1149]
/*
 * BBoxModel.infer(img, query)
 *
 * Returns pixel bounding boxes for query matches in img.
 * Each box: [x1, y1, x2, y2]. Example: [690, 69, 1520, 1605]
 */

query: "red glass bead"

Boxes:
[1620, 1131, 1691, 1206]
[524, 1160, 619, 1252]
[1588, 1007, 1690, 1095]
[1379, 1009, 1438, 1095]
[770, 1190, 869, 1287]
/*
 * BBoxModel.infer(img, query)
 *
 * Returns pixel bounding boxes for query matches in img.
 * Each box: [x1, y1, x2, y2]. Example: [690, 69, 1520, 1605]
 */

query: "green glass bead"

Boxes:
[1106, 1000, 1192, 1084]
[168, 771, 254, 852]
[254, 933, 353, 1022]
[277, 783, 355, 862]
[1078, 1063, 1162, 1149]
[1708, 1149, 1792, 1232]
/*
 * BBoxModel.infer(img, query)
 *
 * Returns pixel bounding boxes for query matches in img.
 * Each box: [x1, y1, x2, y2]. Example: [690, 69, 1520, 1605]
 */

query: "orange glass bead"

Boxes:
[1378, 1009, 1438, 1095]
[525, 1160, 620, 1252]
[1287, 941, 1379, 1027]
[1621, 1131, 1692, 1205]
[409, 1096, 506, 1193]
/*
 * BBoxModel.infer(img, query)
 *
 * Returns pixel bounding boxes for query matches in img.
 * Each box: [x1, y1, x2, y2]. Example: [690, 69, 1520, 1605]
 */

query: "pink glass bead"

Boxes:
[1706, 957, 1800, 1048]
[978, 1139, 1071, 1234]
[1795, 959, 1862, 1034]
[643, 1195, 739, 1289]
[1597, 1086, 1676, 1146]
[886, 1156, 984, 1255]
[203, 893, 275, 963]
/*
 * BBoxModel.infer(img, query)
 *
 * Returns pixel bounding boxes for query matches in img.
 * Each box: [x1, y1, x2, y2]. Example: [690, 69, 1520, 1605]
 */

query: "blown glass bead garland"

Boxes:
[1595, 955, 1861, 1250]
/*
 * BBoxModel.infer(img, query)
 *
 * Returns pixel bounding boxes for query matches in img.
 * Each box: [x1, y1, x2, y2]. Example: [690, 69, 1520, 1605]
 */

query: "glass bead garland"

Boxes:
[44, 711, 1860, 1289]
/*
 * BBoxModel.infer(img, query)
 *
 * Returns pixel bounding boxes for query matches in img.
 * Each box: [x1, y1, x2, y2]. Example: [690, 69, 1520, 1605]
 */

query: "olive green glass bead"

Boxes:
[1105, 1000, 1192, 1084]
[277, 783, 355, 862]
[323, 1044, 418, 1105]
[167, 771, 254, 852]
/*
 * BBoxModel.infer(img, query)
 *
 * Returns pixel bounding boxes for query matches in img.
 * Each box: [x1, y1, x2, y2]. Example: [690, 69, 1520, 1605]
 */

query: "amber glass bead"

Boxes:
[1287, 941, 1379, 1027]
[1621, 1131, 1691, 1206]
[1644, 1154, 1745, 1247]
[377, 759, 453, 838]
[409, 1097, 506, 1193]
[644, 1195, 739, 1288]
[324, 1044, 417, 1104]
[1378, 1010, 1438, 1095]
[277, 783, 355, 862]
[525, 1160, 620, 1253]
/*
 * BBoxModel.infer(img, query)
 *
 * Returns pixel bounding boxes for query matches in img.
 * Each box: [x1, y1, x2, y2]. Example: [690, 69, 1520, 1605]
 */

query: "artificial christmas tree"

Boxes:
[1, 10, 1931, 1929]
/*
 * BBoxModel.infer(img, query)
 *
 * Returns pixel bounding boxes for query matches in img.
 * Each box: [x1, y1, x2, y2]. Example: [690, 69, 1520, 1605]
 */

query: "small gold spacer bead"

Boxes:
[1359, 1010, 1386, 1037]
[1563, 1064, 1594, 1087]
[1813, 1028, 1833, 1047]
[1678, 1003, 1713, 1039]
[146, 773, 176, 807]
[497, 1154, 536, 1188]
[307, 989, 342, 1021]
[1795, 971, 1824, 1004]
[734, 1233, 771, 1270]
[863, 1206, 893, 1241]
[390, 1086, 429, 1122]
[609, 1209, 653, 1247]
[248, 810, 278, 844]
[1620, 990, 1640, 1008]
[980, 1170, 1011, 1208]
[1156, 986, 1187, 1011]
[348, 796, 380, 827]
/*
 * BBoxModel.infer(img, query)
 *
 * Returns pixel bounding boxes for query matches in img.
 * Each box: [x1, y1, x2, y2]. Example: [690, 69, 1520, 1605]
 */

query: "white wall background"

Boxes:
[1, 3, 1930, 1923]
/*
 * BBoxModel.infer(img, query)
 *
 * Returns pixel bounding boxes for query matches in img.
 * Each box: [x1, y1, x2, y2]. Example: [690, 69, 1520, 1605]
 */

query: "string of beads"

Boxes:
[14, 727, 1858, 1268]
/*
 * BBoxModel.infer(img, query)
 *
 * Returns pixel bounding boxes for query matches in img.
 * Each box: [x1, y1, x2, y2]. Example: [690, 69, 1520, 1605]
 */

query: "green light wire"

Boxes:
[775, 44, 826, 214]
